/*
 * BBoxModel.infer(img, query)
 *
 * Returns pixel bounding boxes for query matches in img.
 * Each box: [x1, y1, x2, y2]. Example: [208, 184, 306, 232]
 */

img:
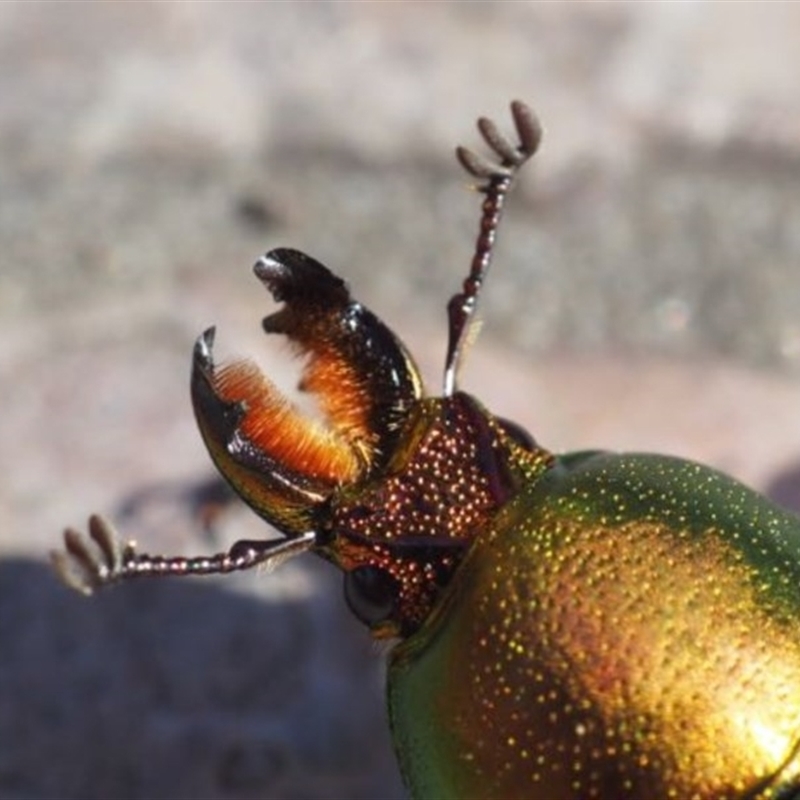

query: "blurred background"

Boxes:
[3, 3, 800, 798]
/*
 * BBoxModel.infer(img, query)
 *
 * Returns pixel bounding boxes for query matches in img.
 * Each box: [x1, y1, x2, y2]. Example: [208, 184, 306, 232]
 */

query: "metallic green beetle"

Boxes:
[53, 102, 800, 799]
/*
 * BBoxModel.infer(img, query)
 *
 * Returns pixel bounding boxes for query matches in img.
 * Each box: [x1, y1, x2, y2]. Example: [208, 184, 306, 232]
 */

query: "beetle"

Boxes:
[53, 101, 800, 800]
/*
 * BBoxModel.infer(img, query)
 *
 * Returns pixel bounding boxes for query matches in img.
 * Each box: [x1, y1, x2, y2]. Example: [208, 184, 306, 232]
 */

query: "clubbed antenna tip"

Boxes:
[444, 100, 542, 397]
[51, 513, 317, 595]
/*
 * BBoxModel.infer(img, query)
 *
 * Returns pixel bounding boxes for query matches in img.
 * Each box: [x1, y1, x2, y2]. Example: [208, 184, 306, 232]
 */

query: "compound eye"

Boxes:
[497, 416, 537, 451]
[344, 565, 398, 627]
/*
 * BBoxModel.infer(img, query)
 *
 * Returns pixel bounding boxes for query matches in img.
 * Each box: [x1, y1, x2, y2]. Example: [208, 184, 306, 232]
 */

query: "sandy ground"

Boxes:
[3, 4, 800, 799]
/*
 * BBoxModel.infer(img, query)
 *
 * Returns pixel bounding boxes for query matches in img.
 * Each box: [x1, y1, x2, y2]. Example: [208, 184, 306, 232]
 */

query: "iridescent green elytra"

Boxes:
[389, 450, 800, 798]
[53, 103, 800, 799]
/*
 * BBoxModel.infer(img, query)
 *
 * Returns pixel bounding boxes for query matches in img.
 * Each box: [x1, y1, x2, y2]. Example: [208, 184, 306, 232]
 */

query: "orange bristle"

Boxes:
[212, 359, 364, 484]
[301, 346, 377, 458]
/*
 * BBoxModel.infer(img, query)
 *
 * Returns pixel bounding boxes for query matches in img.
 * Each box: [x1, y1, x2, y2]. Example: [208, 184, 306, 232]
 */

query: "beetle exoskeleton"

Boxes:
[53, 102, 800, 799]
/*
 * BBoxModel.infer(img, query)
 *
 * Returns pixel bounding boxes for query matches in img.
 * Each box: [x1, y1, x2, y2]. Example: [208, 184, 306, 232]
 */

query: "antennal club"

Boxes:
[443, 100, 542, 396]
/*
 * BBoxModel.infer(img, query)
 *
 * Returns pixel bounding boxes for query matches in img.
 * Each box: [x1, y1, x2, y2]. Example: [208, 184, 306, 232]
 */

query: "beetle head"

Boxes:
[54, 101, 547, 640]
[193, 247, 546, 638]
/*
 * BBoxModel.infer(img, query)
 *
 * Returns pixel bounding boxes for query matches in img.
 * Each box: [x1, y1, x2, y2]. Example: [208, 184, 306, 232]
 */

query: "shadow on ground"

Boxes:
[0, 554, 403, 800]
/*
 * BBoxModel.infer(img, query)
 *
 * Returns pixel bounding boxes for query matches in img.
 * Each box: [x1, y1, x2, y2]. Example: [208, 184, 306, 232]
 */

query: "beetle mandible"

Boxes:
[53, 101, 800, 800]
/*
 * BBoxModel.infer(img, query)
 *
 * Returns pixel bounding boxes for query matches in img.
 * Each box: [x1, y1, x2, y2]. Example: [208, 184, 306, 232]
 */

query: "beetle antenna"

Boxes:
[443, 100, 542, 396]
[51, 514, 317, 595]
